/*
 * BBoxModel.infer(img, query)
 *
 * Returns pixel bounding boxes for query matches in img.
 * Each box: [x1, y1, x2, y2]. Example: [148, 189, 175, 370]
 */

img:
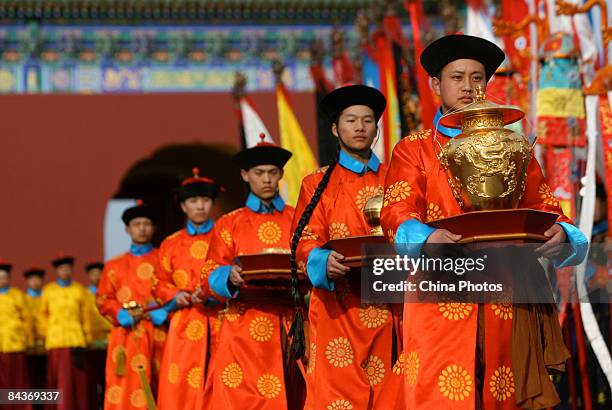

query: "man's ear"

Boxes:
[240, 169, 249, 183]
[331, 122, 339, 138]
[431, 76, 441, 97]
[179, 201, 187, 214]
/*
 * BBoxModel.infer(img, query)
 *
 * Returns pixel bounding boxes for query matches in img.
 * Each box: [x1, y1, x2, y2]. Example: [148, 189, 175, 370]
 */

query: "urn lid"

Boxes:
[439, 86, 525, 129]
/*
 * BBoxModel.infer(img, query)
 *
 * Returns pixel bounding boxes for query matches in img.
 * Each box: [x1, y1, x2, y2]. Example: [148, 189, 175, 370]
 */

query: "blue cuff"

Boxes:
[394, 218, 436, 257]
[117, 309, 134, 328]
[163, 297, 178, 312]
[554, 222, 589, 268]
[208, 265, 238, 299]
[306, 247, 335, 291]
[149, 308, 168, 326]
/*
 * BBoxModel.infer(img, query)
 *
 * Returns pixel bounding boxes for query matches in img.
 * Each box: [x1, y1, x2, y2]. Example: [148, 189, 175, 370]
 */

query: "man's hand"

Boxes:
[326, 251, 350, 279]
[535, 224, 567, 258]
[426, 229, 462, 244]
[175, 291, 191, 308]
[229, 265, 245, 287]
[190, 287, 204, 304]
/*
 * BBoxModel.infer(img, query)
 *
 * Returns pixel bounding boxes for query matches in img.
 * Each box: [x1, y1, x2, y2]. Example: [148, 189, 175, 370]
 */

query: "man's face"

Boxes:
[181, 196, 213, 225]
[241, 165, 283, 201]
[125, 217, 155, 244]
[55, 264, 73, 281]
[331, 105, 377, 154]
[0, 270, 9, 288]
[87, 268, 102, 287]
[432, 59, 486, 112]
[26, 275, 42, 291]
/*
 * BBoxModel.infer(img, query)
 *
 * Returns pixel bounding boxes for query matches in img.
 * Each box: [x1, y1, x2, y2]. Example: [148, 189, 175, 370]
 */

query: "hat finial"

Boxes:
[192, 167, 200, 178]
[136, 199, 143, 206]
[259, 133, 266, 143]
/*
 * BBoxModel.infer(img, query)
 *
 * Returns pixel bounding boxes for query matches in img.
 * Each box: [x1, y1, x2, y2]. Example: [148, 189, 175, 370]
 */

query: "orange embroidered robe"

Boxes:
[96, 250, 167, 410]
[153, 227, 218, 410]
[293, 155, 405, 410]
[380, 128, 582, 409]
[204, 198, 295, 409]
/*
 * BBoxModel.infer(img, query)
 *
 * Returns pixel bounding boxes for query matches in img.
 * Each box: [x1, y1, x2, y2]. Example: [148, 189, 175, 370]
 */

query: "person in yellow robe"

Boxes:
[85, 261, 111, 410]
[23, 267, 46, 391]
[40, 255, 92, 410]
[0, 260, 32, 408]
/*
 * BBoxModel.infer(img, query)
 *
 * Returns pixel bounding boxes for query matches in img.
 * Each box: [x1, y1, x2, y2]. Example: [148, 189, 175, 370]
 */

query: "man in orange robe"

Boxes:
[379, 34, 588, 409]
[204, 138, 296, 409]
[153, 168, 224, 410]
[97, 203, 169, 410]
[292, 84, 404, 409]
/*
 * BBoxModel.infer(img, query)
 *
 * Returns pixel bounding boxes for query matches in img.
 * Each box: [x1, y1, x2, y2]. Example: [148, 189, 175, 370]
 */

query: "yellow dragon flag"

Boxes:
[276, 83, 319, 205]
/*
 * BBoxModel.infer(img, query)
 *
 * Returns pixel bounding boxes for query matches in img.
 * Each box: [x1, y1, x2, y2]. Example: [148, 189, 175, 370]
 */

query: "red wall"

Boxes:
[0, 91, 317, 288]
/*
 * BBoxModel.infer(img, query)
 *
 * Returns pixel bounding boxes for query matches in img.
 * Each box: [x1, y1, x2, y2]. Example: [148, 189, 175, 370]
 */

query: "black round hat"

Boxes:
[232, 134, 292, 171]
[420, 34, 505, 81]
[121, 202, 156, 226]
[176, 168, 224, 202]
[320, 84, 386, 124]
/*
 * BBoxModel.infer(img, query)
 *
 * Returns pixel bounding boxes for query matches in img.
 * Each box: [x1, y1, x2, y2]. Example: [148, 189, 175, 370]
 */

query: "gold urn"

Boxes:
[438, 87, 533, 211]
[363, 195, 384, 236]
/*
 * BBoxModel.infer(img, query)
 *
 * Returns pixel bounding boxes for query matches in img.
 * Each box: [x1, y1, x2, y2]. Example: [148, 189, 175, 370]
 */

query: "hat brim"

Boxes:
[121, 205, 156, 226]
[232, 146, 292, 170]
[176, 182, 222, 202]
[51, 257, 74, 268]
[420, 34, 505, 81]
[320, 84, 386, 124]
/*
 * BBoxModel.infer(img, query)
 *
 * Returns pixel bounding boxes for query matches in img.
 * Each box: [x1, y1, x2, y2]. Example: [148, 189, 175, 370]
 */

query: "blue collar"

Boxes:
[246, 192, 286, 214]
[130, 243, 154, 256]
[186, 219, 214, 236]
[0, 286, 8, 294]
[338, 149, 380, 174]
[57, 279, 72, 287]
[593, 219, 608, 236]
[27, 288, 41, 297]
[434, 107, 462, 138]
[88, 284, 97, 294]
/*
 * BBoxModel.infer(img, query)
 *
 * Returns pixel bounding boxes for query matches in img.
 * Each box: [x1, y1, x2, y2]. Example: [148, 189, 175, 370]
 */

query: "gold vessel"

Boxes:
[438, 87, 533, 211]
[363, 195, 383, 235]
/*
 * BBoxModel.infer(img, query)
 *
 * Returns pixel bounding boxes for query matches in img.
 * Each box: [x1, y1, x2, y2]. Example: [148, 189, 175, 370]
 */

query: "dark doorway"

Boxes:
[115, 143, 246, 246]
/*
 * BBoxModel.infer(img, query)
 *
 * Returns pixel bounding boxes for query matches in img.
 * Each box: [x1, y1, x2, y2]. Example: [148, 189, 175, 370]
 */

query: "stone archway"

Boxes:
[115, 143, 246, 246]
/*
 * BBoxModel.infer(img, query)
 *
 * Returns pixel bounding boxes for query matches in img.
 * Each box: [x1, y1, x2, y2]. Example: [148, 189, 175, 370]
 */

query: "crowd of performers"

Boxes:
[0, 33, 609, 410]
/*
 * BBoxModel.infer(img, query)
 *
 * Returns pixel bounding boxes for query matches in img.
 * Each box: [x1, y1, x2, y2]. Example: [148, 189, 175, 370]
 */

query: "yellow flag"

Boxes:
[276, 84, 319, 205]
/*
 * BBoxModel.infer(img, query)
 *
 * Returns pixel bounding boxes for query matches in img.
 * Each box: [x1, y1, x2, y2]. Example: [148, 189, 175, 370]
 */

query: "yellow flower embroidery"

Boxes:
[168, 362, 179, 384]
[356, 185, 384, 211]
[223, 302, 245, 322]
[116, 286, 132, 303]
[136, 262, 154, 280]
[222, 363, 243, 388]
[384, 181, 412, 206]
[257, 373, 282, 399]
[408, 129, 432, 141]
[359, 304, 389, 328]
[130, 353, 147, 372]
[538, 184, 560, 207]
[386, 229, 396, 244]
[107, 268, 117, 284]
[186, 320, 206, 342]
[190, 240, 209, 259]
[220, 228, 233, 246]
[106, 385, 122, 404]
[362, 355, 386, 386]
[307, 343, 316, 374]
[438, 365, 473, 401]
[405, 352, 420, 386]
[426, 203, 443, 222]
[438, 303, 473, 321]
[249, 316, 274, 342]
[489, 366, 515, 401]
[491, 303, 513, 320]
[172, 269, 189, 289]
[133, 322, 146, 338]
[329, 222, 351, 240]
[111, 345, 125, 363]
[327, 399, 353, 410]
[187, 367, 203, 388]
[392, 352, 406, 376]
[154, 328, 166, 343]
[297, 260, 306, 273]
[300, 225, 319, 241]
[258, 221, 282, 245]
[161, 255, 171, 272]
[130, 389, 146, 408]
[326, 337, 354, 368]
[201, 259, 217, 280]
